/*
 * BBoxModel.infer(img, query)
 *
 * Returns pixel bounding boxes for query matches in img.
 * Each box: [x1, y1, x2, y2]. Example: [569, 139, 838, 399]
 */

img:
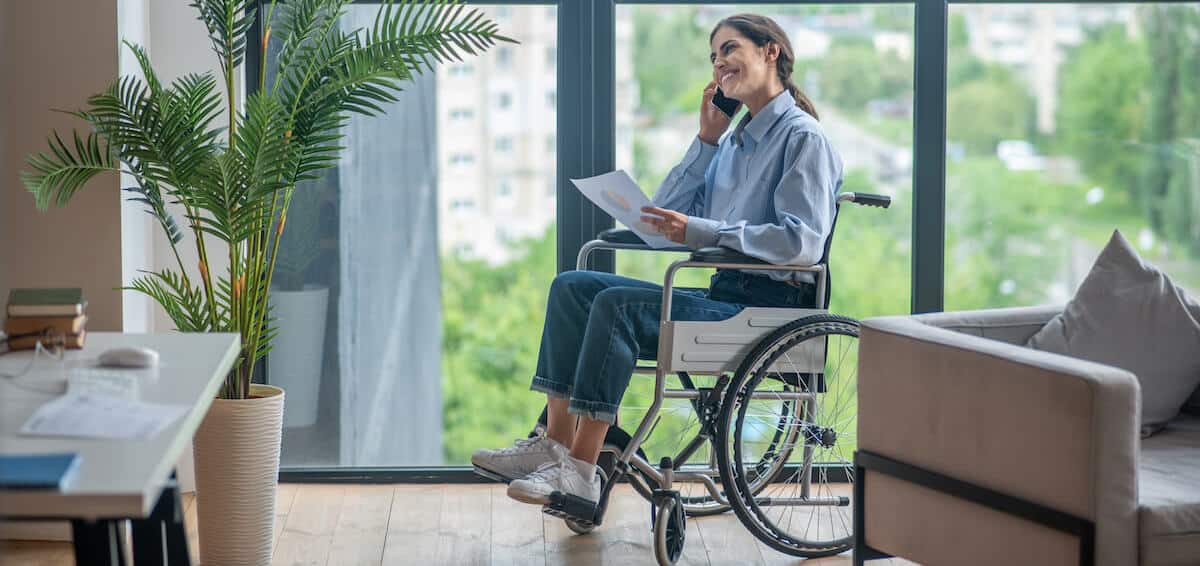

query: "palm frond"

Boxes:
[190, 0, 257, 76]
[124, 269, 214, 332]
[21, 130, 117, 210]
[122, 179, 185, 245]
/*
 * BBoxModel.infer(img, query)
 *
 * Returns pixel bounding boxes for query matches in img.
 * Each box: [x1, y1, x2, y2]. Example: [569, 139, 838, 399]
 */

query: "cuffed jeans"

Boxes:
[530, 269, 816, 424]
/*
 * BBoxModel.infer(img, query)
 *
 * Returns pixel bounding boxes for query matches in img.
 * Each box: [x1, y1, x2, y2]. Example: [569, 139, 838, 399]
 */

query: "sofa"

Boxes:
[854, 305, 1200, 566]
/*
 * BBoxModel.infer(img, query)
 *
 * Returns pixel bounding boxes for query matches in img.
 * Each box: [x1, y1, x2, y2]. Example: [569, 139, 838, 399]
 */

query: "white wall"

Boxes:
[134, 0, 237, 334]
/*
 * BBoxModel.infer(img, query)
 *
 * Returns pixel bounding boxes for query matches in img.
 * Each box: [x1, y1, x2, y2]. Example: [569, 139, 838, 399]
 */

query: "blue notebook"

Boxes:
[0, 453, 81, 490]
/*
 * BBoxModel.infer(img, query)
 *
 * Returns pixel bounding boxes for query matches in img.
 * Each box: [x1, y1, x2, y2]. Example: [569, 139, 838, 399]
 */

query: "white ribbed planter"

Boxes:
[193, 384, 284, 566]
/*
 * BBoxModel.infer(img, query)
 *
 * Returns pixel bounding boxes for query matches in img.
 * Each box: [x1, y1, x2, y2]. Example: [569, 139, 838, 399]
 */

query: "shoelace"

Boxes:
[525, 460, 562, 482]
[496, 436, 542, 455]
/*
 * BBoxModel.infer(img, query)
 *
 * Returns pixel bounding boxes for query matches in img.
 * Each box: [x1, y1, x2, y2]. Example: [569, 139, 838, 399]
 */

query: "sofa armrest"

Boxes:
[910, 304, 1063, 345]
[859, 315, 1139, 566]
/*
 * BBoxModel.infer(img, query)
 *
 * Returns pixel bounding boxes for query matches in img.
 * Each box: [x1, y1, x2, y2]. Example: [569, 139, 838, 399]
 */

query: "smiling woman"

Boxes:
[471, 12, 845, 524]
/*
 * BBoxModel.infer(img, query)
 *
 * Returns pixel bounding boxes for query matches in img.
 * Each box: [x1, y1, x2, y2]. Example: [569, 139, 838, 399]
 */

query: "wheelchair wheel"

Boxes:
[716, 314, 860, 558]
[653, 497, 686, 566]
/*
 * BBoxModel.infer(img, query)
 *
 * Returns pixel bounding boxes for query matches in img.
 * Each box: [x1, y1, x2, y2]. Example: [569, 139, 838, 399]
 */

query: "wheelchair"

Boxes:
[481, 191, 889, 565]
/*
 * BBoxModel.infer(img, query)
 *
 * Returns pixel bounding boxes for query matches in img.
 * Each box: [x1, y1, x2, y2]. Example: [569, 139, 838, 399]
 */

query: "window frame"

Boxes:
[247, 0, 1188, 481]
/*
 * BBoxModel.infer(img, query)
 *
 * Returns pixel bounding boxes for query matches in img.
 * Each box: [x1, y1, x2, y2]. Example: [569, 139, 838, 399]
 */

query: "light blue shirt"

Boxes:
[652, 89, 843, 284]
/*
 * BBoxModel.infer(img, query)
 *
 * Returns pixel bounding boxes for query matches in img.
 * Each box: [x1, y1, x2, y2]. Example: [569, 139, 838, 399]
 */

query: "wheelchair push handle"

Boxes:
[838, 192, 891, 208]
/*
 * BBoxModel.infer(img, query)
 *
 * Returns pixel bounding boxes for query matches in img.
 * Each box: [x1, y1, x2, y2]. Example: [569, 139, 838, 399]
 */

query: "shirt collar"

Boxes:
[733, 89, 795, 148]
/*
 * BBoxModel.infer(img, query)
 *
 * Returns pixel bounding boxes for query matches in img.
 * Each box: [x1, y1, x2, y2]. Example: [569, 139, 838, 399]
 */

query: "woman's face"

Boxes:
[709, 25, 777, 101]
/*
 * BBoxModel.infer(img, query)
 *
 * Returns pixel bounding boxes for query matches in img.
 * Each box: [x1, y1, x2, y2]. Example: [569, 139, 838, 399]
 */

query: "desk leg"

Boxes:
[71, 519, 126, 566]
[130, 473, 190, 566]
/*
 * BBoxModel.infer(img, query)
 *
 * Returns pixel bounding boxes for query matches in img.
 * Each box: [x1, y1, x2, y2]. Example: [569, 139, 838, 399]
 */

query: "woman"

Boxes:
[472, 13, 843, 507]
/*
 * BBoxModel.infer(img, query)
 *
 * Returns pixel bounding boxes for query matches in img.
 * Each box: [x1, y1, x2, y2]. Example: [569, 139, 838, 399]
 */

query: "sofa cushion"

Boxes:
[1139, 414, 1200, 565]
[1027, 230, 1200, 434]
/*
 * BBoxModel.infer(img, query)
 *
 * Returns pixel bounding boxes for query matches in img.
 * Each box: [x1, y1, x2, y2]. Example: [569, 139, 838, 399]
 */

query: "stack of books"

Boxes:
[4, 288, 88, 350]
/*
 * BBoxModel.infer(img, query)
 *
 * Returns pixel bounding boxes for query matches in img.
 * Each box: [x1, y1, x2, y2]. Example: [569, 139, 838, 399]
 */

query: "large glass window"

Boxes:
[945, 4, 1200, 309]
[613, 4, 914, 464]
[268, 5, 556, 467]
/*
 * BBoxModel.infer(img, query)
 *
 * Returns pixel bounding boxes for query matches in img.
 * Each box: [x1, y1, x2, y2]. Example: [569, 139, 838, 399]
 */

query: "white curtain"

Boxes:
[338, 12, 442, 465]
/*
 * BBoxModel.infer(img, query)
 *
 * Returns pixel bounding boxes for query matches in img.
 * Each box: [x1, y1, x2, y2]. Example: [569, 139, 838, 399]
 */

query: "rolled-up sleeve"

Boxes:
[684, 132, 839, 266]
[651, 136, 719, 216]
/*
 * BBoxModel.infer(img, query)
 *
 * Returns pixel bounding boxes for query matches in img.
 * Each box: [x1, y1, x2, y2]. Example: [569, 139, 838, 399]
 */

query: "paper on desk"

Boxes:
[569, 170, 676, 249]
[20, 394, 188, 440]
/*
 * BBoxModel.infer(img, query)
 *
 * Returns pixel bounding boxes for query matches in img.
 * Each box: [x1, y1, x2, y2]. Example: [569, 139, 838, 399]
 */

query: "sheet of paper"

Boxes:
[569, 170, 677, 249]
[19, 393, 188, 440]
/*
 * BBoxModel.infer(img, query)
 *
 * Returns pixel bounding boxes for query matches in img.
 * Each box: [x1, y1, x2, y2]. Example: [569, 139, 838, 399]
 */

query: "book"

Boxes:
[4, 314, 87, 336]
[6, 329, 86, 351]
[0, 453, 81, 490]
[6, 288, 87, 317]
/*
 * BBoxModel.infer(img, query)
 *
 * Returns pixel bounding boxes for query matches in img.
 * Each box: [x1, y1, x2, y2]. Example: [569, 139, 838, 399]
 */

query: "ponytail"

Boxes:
[782, 76, 819, 120]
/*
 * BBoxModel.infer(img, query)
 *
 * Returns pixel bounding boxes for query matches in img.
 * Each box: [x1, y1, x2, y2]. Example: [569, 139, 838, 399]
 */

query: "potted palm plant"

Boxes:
[22, 1, 512, 563]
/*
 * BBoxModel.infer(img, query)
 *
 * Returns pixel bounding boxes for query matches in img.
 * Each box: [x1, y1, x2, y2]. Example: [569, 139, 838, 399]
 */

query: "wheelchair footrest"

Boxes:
[543, 491, 600, 527]
[471, 465, 514, 484]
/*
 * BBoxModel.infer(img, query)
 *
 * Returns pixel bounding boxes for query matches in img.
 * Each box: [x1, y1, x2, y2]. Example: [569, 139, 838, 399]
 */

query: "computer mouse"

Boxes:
[97, 346, 160, 368]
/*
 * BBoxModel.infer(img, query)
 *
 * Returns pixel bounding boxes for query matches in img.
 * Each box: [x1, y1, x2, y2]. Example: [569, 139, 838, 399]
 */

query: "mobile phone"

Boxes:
[711, 86, 741, 118]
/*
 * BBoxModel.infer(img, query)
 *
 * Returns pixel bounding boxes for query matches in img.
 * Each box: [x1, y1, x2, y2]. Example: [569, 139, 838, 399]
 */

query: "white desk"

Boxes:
[0, 332, 239, 564]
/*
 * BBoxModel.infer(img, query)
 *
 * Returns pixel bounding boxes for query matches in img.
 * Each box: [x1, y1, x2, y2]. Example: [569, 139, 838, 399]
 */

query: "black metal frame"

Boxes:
[853, 450, 1096, 566]
[3, 472, 190, 566]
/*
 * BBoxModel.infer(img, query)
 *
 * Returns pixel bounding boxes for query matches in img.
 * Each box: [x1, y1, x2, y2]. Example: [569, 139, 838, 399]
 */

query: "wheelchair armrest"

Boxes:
[598, 228, 643, 245]
[596, 228, 691, 253]
[689, 246, 768, 265]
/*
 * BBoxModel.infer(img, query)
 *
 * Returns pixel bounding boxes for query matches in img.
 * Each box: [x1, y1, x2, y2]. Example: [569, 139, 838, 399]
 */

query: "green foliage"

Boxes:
[23, 0, 514, 399]
[947, 66, 1032, 155]
[1054, 6, 1200, 258]
[632, 7, 712, 121]
[1056, 26, 1148, 206]
[813, 38, 911, 112]
[441, 228, 556, 463]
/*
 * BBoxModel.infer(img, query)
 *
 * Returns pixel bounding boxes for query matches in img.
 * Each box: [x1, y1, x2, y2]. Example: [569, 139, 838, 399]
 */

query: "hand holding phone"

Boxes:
[699, 81, 737, 145]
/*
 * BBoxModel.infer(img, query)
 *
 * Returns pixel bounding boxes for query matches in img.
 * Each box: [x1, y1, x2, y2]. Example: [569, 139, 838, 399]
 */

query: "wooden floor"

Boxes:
[0, 484, 914, 566]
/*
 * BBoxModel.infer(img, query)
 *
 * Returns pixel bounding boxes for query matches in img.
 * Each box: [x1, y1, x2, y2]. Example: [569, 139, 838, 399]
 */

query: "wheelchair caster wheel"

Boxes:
[564, 517, 595, 535]
[653, 496, 686, 565]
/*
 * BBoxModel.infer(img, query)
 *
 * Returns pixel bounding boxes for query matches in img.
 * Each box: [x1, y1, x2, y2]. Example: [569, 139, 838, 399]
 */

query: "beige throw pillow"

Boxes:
[1026, 230, 1200, 435]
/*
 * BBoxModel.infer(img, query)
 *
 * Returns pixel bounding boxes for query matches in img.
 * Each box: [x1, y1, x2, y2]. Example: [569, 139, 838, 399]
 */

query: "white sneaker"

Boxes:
[471, 436, 567, 482]
[507, 457, 602, 506]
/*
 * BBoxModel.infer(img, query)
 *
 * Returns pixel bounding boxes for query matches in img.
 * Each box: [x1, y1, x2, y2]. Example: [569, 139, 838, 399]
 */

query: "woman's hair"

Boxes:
[710, 14, 819, 120]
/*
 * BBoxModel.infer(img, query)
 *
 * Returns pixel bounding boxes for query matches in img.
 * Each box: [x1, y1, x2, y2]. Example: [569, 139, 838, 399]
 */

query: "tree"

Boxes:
[815, 38, 910, 113]
[632, 7, 712, 121]
[440, 227, 557, 463]
[1141, 5, 1200, 254]
[946, 66, 1032, 155]
[1056, 26, 1148, 218]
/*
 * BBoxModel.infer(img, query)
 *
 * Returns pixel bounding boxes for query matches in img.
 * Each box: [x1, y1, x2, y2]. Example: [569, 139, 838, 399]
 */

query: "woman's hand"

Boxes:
[698, 80, 732, 146]
[640, 206, 690, 244]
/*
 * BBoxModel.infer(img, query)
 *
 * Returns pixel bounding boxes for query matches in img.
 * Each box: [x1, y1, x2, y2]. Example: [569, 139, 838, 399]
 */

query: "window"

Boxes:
[265, 4, 558, 469]
[449, 153, 475, 166]
[944, 4, 1200, 310]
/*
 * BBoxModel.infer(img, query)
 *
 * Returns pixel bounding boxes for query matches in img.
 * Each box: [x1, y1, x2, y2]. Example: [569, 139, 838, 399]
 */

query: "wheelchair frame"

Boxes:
[524, 191, 889, 563]
[571, 238, 829, 512]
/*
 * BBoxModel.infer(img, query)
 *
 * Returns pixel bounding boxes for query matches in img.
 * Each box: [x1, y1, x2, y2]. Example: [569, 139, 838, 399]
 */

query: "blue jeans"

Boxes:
[530, 269, 816, 424]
